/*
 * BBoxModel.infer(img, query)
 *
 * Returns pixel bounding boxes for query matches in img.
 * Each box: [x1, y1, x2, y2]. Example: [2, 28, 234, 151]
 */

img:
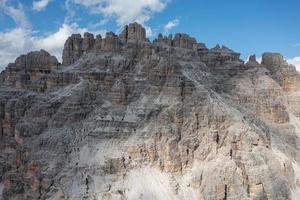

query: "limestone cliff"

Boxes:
[1, 22, 300, 200]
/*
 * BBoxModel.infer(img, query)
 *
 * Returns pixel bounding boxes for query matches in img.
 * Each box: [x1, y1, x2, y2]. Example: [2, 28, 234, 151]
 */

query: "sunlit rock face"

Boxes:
[262, 52, 300, 92]
[1, 22, 300, 200]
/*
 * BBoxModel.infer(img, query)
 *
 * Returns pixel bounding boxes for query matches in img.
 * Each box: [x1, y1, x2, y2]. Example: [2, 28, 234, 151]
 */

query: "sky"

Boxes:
[0, 0, 299, 71]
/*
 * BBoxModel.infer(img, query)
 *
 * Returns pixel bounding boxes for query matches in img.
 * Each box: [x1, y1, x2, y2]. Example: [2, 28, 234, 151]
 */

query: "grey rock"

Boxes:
[246, 54, 260, 67]
[62, 34, 83, 66]
[1, 23, 300, 200]
[101, 32, 121, 52]
[172, 33, 197, 49]
[94, 34, 102, 51]
[120, 22, 146, 42]
[82, 32, 95, 53]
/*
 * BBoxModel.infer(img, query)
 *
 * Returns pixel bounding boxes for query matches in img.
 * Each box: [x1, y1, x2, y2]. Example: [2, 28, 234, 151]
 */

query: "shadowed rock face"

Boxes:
[1, 22, 300, 200]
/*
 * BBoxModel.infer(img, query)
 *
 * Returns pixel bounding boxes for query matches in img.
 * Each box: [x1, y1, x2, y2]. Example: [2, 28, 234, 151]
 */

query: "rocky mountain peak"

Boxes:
[120, 22, 147, 42]
[172, 33, 197, 49]
[1, 49, 59, 89]
[246, 54, 260, 66]
[1, 22, 300, 200]
[262, 52, 286, 67]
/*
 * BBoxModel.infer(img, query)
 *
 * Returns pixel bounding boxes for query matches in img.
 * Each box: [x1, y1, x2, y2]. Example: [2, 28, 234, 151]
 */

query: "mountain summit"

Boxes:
[1, 23, 300, 200]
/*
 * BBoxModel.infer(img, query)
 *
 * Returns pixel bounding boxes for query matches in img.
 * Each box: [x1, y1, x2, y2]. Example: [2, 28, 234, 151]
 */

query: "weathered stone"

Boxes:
[172, 33, 197, 49]
[82, 32, 95, 53]
[262, 52, 285, 69]
[1, 50, 59, 89]
[62, 34, 83, 65]
[0, 23, 299, 200]
[262, 52, 300, 91]
[120, 22, 146, 42]
[153, 33, 173, 48]
[101, 32, 121, 52]
[94, 34, 102, 51]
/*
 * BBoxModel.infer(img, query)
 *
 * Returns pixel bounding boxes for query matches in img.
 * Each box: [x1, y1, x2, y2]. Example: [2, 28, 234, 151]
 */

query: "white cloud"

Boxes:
[164, 18, 179, 33]
[32, 0, 51, 11]
[287, 56, 300, 72]
[0, 28, 31, 70]
[0, 23, 107, 71]
[0, 0, 29, 28]
[73, 0, 169, 27]
[32, 23, 89, 61]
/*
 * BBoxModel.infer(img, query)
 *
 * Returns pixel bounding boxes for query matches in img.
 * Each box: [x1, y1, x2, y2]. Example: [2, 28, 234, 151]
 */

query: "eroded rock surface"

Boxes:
[1, 22, 300, 200]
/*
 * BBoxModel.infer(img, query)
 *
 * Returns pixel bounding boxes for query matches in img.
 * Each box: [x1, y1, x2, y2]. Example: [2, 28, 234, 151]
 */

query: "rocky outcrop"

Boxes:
[262, 52, 285, 70]
[82, 32, 95, 53]
[101, 32, 121, 52]
[62, 34, 83, 66]
[94, 34, 102, 51]
[120, 22, 146, 42]
[246, 54, 260, 67]
[13, 49, 58, 70]
[172, 33, 197, 49]
[153, 33, 173, 48]
[262, 52, 300, 91]
[1, 50, 59, 89]
[1, 23, 300, 200]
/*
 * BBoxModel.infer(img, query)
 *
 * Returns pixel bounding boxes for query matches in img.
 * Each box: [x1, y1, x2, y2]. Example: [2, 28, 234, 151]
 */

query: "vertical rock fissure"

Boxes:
[223, 184, 228, 200]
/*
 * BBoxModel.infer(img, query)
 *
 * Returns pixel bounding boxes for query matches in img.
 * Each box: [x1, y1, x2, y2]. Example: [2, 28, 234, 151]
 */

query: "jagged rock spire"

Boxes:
[246, 54, 260, 66]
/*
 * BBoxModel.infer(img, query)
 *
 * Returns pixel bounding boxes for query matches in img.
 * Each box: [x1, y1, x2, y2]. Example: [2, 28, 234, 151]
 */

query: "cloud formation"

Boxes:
[32, 0, 51, 11]
[0, 0, 29, 28]
[0, 23, 92, 71]
[73, 0, 169, 26]
[164, 18, 179, 33]
[287, 56, 300, 72]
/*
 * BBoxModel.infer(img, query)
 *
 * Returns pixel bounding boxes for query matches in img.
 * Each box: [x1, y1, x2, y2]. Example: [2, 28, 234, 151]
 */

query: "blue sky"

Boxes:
[0, 0, 299, 71]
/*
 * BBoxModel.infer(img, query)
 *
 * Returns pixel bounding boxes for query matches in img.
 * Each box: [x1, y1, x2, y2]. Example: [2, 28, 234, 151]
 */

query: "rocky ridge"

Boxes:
[0, 22, 300, 200]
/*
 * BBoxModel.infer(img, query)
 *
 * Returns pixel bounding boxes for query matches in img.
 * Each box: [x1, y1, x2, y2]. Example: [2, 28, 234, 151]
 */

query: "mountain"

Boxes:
[1, 22, 300, 200]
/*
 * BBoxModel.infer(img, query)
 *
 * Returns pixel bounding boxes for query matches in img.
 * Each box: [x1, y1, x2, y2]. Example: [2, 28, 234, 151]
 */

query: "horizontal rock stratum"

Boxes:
[1, 22, 300, 200]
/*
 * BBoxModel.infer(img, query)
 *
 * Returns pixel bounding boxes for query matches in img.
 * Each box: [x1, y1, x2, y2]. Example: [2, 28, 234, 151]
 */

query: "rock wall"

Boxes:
[0, 22, 300, 200]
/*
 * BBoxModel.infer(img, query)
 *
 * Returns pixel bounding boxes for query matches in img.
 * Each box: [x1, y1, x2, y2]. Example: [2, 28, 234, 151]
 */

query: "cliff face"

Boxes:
[1, 23, 300, 200]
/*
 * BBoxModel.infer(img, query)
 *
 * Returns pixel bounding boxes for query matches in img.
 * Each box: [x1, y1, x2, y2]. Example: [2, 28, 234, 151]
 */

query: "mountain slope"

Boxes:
[0, 23, 300, 200]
